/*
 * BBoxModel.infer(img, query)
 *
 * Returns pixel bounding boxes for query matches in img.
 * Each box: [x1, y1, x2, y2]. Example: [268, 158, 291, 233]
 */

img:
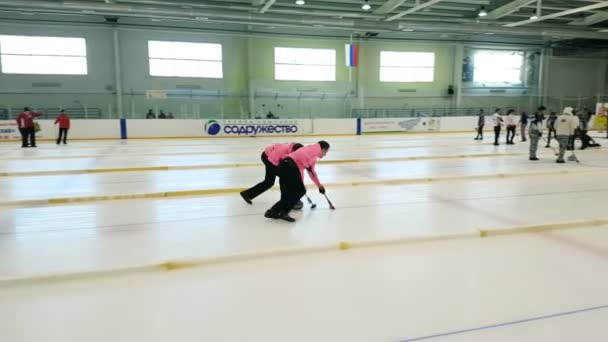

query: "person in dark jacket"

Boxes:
[474, 109, 485, 140]
[545, 111, 558, 147]
[519, 111, 529, 142]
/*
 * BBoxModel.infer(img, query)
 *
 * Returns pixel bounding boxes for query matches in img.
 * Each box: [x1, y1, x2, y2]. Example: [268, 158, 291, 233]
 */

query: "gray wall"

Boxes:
[0, 22, 115, 115]
[0, 22, 606, 119]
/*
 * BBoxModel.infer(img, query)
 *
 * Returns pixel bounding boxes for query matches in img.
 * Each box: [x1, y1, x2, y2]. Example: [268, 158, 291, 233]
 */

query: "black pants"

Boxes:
[493, 126, 501, 145]
[57, 128, 68, 144]
[475, 125, 484, 139]
[568, 130, 579, 150]
[20, 127, 36, 147]
[242, 152, 277, 200]
[546, 129, 557, 145]
[579, 130, 590, 149]
[269, 158, 306, 215]
[506, 125, 516, 143]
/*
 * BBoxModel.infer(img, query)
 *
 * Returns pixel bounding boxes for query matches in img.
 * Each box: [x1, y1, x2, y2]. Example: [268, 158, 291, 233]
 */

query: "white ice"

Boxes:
[0, 133, 607, 342]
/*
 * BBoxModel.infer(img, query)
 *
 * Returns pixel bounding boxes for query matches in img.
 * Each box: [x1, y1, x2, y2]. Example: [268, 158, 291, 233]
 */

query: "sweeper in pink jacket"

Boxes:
[265, 141, 330, 222]
[241, 142, 303, 204]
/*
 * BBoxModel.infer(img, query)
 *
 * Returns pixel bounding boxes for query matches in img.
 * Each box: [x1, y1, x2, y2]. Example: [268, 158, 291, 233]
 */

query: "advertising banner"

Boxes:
[204, 119, 301, 136]
[0, 121, 21, 140]
[361, 117, 441, 134]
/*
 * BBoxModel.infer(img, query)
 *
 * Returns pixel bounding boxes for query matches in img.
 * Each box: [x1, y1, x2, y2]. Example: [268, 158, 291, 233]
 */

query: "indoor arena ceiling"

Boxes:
[1, 0, 608, 44]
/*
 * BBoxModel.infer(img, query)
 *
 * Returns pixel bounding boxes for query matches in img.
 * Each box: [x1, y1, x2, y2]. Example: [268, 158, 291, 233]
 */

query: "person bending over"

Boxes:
[241, 142, 303, 206]
[265, 141, 330, 222]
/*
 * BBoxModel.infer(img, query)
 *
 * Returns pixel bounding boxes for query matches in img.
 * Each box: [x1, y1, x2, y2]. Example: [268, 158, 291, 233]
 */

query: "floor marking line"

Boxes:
[1, 219, 607, 286]
[1, 168, 606, 207]
[0, 153, 524, 177]
[540, 231, 608, 260]
[3, 187, 608, 236]
[2, 142, 558, 161]
[398, 304, 608, 342]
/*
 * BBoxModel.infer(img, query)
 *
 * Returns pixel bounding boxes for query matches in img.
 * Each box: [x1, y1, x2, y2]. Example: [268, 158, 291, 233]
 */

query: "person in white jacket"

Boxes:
[492, 108, 504, 146]
[504, 109, 517, 144]
[554, 107, 579, 163]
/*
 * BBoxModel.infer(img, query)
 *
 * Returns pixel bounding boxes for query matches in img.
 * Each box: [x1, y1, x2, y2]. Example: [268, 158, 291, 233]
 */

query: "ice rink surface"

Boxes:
[1, 133, 607, 342]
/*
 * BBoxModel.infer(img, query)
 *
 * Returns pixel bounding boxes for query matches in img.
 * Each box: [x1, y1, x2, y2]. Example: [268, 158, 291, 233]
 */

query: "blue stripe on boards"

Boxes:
[120, 118, 127, 139]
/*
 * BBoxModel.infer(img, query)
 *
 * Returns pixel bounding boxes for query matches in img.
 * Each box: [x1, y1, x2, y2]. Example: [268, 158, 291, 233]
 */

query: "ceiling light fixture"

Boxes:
[478, 6, 487, 17]
[295, 0, 305, 5]
[530, 0, 541, 20]
[362, 0, 371, 11]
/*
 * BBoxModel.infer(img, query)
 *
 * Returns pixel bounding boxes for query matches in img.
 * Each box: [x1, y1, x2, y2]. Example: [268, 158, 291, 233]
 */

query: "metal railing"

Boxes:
[5, 107, 103, 119]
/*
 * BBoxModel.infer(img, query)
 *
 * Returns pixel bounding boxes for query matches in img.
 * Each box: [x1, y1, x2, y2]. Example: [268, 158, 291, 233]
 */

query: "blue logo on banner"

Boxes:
[204, 120, 299, 136]
[205, 120, 221, 135]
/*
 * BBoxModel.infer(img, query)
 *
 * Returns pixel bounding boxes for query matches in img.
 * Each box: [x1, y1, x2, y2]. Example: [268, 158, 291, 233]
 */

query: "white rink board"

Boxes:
[362, 117, 441, 133]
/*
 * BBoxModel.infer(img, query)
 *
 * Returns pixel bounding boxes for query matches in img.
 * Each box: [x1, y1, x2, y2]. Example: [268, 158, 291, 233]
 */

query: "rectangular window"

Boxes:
[148, 40, 223, 78]
[0, 35, 87, 75]
[473, 50, 523, 84]
[380, 51, 435, 82]
[274, 47, 336, 81]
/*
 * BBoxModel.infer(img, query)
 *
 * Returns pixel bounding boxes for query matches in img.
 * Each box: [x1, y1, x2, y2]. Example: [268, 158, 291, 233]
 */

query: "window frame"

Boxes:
[274, 47, 337, 82]
[0, 35, 88, 75]
[471, 49, 525, 86]
[379, 51, 435, 83]
[147, 40, 223, 79]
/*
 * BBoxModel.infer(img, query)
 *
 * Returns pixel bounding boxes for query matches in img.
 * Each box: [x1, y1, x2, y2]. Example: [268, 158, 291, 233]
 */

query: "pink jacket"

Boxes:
[264, 143, 295, 167]
[286, 143, 323, 188]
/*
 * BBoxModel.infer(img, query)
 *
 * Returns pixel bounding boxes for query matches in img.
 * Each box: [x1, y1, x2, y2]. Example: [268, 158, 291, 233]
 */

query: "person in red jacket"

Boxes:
[16, 107, 43, 148]
[54, 110, 71, 145]
[265, 141, 330, 222]
[241, 142, 303, 205]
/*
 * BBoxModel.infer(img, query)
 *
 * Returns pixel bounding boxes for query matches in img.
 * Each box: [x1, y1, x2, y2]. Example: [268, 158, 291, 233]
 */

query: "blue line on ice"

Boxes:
[399, 304, 608, 342]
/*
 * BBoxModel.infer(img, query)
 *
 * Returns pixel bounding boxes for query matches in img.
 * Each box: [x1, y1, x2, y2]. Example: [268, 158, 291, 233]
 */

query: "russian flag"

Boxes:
[345, 43, 358, 67]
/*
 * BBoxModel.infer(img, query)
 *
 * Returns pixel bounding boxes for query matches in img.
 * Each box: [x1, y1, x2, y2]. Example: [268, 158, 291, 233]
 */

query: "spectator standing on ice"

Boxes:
[555, 107, 579, 164]
[505, 109, 517, 145]
[16, 107, 43, 148]
[492, 108, 504, 146]
[54, 109, 71, 145]
[535, 105, 547, 123]
[474, 109, 485, 140]
[545, 111, 558, 147]
[528, 116, 543, 161]
[519, 111, 529, 142]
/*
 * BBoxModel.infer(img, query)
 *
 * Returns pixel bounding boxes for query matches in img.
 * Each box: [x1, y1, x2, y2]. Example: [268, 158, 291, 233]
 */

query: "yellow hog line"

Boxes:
[1, 218, 605, 286]
[0, 166, 602, 207]
[0, 152, 523, 177]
